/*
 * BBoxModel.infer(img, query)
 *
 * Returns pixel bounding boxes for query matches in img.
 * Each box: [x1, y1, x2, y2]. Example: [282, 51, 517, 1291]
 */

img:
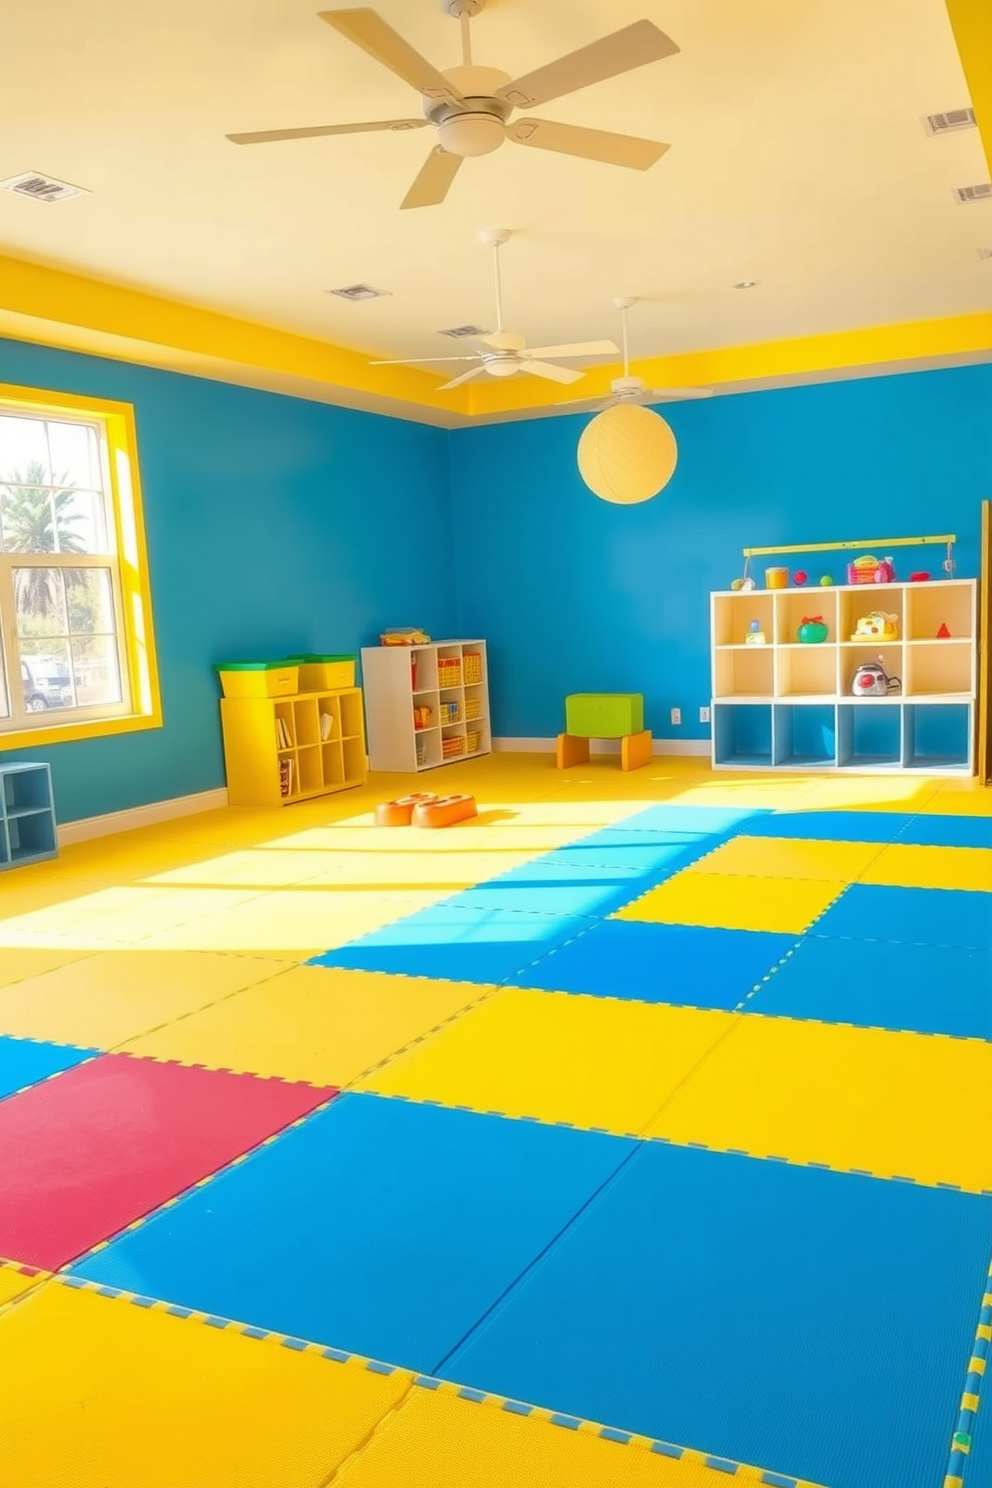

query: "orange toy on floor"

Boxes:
[412, 795, 478, 828]
[375, 794, 439, 827]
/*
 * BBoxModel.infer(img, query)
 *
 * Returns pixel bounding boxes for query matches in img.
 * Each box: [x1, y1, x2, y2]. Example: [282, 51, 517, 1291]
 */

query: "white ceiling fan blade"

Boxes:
[227, 118, 427, 145]
[519, 360, 585, 385]
[556, 393, 614, 410]
[400, 147, 464, 209]
[496, 20, 679, 110]
[438, 366, 488, 391]
[645, 388, 715, 401]
[524, 339, 619, 359]
[477, 330, 527, 353]
[369, 356, 480, 366]
[507, 119, 669, 171]
[319, 9, 467, 109]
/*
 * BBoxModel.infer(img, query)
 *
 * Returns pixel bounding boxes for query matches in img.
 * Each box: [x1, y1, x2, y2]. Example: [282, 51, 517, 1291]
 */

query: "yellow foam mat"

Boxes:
[0, 885, 263, 951]
[649, 1013, 992, 1192]
[0, 1262, 48, 1309]
[0, 949, 293, 1048]
[689, 836, 885, 882]
[358, 990, 736, 1136]
[858, 842, 992, 892]
[144, 848, 537, 892]
[336, 1386, 755, 1487]
[615, 873, 844, 935]
[0, 947, 94, 989]
[123, 966, 494, 1086]
[0, 1282, 409, 1488]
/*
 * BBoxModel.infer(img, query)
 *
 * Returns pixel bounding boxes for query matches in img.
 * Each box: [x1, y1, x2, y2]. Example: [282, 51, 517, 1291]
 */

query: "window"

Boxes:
[0, 385, 160, 748]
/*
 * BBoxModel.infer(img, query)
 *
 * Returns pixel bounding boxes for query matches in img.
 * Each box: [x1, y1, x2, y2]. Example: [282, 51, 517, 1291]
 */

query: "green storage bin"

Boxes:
[566, 692, 644, 739]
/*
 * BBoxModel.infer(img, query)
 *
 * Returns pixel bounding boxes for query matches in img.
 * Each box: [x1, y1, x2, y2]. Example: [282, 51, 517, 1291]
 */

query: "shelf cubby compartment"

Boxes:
[297, 745, 323, 794]
[294, 699, 320, 748]
[840, 644, 905, 699]
[839, 583, 904, 643]
[774, 589, 838, 645]
[904, 640, 974, 698]
[342, 736, 367, 783]
[410, 648, 438, 692]
[905, 581, 974, 641]
[713, 647, 773, 699]
[712, 592, 774, 647]
[321, 742, 345, 788]
[0, 762, 59, 871]
[837, 703, 902, 770]
[438, 690, 463, 727]
[903, 703, 972, 772]
[713, 703, 773, 768]
[773, 704, 836, 767]
[6, 808, 57, 864]
[436, 647, 463, 690]
[774, 644, 837, 699]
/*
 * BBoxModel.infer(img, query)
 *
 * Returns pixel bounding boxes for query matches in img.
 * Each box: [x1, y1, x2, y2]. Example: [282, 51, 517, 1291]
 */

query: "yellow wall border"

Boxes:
[945, 0, 992, 177]
[0, 382, 163, 751]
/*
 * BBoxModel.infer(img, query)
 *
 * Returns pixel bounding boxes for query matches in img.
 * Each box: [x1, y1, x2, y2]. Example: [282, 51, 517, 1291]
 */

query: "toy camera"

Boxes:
[851, 660, 900, 697]
[851, 611, 899, 642]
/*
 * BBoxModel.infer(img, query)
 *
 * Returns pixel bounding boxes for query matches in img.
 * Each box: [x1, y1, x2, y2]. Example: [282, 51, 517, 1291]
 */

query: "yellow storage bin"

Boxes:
[214, 662, 299, 698]
[286, 654, 356, 690]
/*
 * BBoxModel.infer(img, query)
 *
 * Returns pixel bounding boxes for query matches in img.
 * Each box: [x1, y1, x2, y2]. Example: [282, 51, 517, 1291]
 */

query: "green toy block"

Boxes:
[565, 693, 644, 739]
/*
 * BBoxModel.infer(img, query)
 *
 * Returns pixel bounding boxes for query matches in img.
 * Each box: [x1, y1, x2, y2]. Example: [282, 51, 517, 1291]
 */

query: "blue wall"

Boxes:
[448, 365, 992, 740]
[0, 339, 455, 822]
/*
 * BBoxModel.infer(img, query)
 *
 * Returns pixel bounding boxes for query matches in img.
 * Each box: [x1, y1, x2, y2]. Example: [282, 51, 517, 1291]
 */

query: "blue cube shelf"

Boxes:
[0, 762, 58, 871]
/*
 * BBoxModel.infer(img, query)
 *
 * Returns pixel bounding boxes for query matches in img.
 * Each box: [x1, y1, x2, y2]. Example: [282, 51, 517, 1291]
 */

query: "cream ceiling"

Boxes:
[0, 0, 989, 372]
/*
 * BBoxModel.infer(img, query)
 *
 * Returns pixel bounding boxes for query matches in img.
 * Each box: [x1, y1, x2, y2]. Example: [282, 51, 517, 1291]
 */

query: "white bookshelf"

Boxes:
[361, 640, 491, 773]
[710, 579, 977, 774]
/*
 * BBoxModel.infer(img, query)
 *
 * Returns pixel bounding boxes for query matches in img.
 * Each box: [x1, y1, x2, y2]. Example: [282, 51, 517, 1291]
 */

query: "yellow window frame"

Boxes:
[0, 382, 162, 749]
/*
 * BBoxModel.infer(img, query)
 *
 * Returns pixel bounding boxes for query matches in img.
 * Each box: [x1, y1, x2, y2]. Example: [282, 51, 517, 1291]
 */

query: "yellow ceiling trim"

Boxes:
[465, 311, 992, 416]
[944, 0, 992, 175]
[0, 253, 470, 417]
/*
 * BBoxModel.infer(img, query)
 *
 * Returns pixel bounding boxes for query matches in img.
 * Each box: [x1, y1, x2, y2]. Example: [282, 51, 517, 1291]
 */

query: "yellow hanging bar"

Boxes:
[743, 534, 956, 559]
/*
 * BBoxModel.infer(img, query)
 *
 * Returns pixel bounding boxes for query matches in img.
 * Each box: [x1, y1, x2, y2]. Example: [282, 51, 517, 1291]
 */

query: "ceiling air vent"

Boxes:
[325, 284, 390, 301]
[978, 247, 992, 260]
[438, 324, 490, 339]
[0, 171, 87, 203]
[922, 107, 976, 136]
[954, 182, 992, 204]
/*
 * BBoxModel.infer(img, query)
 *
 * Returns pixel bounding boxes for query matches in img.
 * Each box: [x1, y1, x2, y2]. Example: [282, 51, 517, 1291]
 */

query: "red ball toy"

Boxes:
[792, 570, 808, 586]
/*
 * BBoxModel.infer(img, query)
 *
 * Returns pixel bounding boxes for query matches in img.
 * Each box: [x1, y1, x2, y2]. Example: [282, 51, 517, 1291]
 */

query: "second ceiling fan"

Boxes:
[227, 2, 679, 209]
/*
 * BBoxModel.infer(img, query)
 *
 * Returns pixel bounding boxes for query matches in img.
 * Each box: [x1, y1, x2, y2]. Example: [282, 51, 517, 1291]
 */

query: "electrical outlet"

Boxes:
[699, 706, 711, 724]
[671, 707, 682, 725]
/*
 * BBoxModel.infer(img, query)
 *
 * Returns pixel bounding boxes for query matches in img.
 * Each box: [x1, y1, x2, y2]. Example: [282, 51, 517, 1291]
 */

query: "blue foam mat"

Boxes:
[613, 805, 765, 836]
[0, 1034, 97, 1101]
[442, 1142, 992, 1488]
[309, 903, 591, 984]
[747, 933, 992, 1039]
[531, 832, 718, 878]
[742, 810, 915, 843]
[504, 918, 795, 1007]
[70, 1092, 636, 1375]
[896, 815, 992, 850]
[813, 883, 992, 952]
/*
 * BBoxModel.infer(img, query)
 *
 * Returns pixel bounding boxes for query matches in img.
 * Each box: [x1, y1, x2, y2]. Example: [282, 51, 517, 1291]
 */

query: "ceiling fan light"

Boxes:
[485, 357, 519, 378]
[438, 111, 505, 157]
[577, 403, 678, 505]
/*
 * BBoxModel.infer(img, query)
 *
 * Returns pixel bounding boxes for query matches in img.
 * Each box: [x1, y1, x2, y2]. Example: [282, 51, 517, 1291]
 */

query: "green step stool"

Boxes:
[557, 693, 652, 771]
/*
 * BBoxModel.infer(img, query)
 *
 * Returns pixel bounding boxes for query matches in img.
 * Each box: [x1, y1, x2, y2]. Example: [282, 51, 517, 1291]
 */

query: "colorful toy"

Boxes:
[851, 657, 900, 696]
[792, 570, 808, 586]
[745, 620, 767, 645]
[411, 794, 478, 828]
[376, 793, 439, 827]
[764, 566, 789, 589]
[379, 628, 431, 645]
[909, 572, 930, 582]
[851, 611, 899, 642]
[820, 574, 833, 586]
[797, 615, 829, 644]
[413, 705, 433, 729]
[936, 622, 951, 639]
[847, 555, 895, 585]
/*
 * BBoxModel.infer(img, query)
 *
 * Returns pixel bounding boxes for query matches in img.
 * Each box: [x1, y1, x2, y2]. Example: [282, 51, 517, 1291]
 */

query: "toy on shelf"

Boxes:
[909, 572, 930, 583]
[413, 705, 434, 730]
[847, 555, 895, 585]
[792, 570, 808, 586]
[851, 611, 899, 642]
[412, 794, 478, 828]
[936, 622, 952, 639]
[851, 657, 900, 697]
[745, 619, 767, 646]
[820, 574, 834, 586]
[380, 629, 431, 646]
[764, 566, 789, 589]
[797, 615, 829, 644]
[376, 793, 439, 827]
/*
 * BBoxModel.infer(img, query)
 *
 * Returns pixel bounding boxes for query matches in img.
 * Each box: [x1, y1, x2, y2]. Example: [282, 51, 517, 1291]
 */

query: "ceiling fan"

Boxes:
[369, 228, 619, 390]
[558, 297, 714, 410]
[226, 1, 679, 209]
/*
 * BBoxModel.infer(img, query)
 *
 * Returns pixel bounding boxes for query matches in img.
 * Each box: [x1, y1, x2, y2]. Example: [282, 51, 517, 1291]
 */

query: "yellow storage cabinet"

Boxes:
[220, 687, 367, 807]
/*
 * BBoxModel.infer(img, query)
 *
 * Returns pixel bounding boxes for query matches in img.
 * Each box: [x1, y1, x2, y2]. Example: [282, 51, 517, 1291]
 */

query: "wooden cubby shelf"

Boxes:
[221, 687, 367, 806]
[361, 640, 491, 772]
[710, 579, 977, 774]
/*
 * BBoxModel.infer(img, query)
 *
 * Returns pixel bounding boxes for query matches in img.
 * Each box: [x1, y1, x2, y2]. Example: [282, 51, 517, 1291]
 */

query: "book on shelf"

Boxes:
[279, 756, 293, 798]
[275, 717, 291, 749]
[320, 710, 333, 742]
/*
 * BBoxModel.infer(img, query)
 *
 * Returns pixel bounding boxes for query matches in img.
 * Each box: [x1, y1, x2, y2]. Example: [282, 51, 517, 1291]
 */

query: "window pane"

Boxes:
[1, 478, 58, 553]
[65, 567, 116, 634]
[0, 415, 49, 485]
[55, 489, 108, 555]
[14, 567, 67, 636]
[0, 620, 9, 719]
[47, 420, 101, 490]
[71, 635, 122, 708]
[19, 639, 74, 713]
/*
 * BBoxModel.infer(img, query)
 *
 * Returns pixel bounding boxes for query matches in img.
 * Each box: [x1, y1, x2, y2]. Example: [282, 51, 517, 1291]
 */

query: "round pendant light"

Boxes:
[577, 403, 678, 505]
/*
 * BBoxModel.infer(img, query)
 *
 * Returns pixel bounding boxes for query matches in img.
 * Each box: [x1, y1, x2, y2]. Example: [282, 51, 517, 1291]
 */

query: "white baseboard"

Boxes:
[58, 787, 229, 846]
[493, 736, 710, 758]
